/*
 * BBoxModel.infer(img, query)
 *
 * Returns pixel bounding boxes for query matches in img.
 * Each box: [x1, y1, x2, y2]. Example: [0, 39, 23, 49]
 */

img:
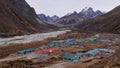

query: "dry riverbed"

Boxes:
[0, 30, 71, 46]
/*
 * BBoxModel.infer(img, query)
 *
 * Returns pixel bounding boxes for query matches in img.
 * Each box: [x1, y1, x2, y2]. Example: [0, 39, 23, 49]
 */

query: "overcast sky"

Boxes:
[25, 0, 120, 17]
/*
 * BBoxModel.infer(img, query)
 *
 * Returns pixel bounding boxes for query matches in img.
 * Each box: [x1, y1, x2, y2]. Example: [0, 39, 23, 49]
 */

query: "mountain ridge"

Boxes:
[38, 7, 103, 27]
[0, 0, 56, 37]
[38, 14, 59, 23]
[54, 7, 103, 27]
[75, 5, 120, 34]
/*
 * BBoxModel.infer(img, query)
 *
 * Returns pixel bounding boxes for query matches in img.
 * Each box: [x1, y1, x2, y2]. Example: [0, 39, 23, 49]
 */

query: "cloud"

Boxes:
[25, 0, 120, 17]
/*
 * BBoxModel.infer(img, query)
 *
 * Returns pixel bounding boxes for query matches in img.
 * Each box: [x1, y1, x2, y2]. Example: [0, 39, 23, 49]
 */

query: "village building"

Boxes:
[63, 53, 80, 63]
[35, 47, 60, 54]
[17, 48, 35, 54]
[63, 52, 84, 62]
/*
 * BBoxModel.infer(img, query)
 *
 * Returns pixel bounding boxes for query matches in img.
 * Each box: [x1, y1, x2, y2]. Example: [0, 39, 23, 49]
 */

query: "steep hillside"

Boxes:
[9, 0, 41, 26]
[75, 6, 120, 34]
[0, 0, 56, 37]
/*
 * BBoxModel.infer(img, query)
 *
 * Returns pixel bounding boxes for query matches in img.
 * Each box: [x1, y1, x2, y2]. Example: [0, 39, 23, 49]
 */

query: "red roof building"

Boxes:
[35, 47, 60, 54]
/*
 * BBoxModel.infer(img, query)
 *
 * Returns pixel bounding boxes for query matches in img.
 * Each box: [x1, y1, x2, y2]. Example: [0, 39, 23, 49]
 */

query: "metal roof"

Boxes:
[64, 53, 77, 60]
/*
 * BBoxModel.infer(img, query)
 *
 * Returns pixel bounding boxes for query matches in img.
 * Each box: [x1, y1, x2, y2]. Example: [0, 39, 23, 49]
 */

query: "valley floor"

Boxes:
[0, 31, 120, 68]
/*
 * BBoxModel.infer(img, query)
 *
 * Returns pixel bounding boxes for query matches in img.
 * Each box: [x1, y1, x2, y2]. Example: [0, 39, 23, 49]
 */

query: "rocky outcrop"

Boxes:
[80, 7, 103, 18]
[9, 0, 42, 25]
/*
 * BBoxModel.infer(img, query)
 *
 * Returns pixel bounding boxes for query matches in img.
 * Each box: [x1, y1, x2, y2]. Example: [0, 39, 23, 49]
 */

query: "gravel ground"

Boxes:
[44, 62, 70, 68]
[0, 30, 71, 46]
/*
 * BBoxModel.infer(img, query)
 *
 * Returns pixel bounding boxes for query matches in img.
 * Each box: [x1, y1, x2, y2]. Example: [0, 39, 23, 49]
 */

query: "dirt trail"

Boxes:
[0, 55, 26, 62]
[44, 60, 99, 68]
[44, 62, 70, 68]
[0, 52, 36, 62]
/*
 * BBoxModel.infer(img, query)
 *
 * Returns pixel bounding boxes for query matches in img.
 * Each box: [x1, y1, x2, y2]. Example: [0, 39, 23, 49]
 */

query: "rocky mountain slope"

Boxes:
[75, 6, 120, 34]
[0, 0, 56, 37]
[55, 7, 103, 27]
[80, 7, 103, 18]
[10, 0, 42, 26]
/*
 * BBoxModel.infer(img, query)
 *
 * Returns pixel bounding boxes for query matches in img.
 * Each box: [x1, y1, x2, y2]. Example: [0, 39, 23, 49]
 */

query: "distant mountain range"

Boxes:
[38, 14, 59, 23]
[55, 7, 103, 27]
[38, 7, 103, 27]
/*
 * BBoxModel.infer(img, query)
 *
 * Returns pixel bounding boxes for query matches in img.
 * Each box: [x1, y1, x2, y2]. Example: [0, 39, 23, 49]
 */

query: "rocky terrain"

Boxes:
[75, 6, 120, 34]
[10, 0, 42, 26]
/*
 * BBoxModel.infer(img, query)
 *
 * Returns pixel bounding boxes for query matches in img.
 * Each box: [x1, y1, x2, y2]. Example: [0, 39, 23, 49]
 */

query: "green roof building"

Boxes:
[48, 41, 58, 47]
[63, 53, 80, 62]
[87, 37, 97, 42]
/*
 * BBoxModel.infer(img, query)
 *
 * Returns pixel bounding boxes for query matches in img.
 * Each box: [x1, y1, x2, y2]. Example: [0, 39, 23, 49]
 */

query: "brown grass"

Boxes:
[88, 45, 120, 68]
[0, 40, 52, 58]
